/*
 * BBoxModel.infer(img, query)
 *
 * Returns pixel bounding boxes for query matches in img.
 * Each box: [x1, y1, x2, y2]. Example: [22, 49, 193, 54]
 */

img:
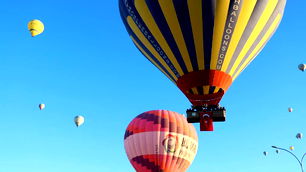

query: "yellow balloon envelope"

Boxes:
[119, 0, 286, 106]
[28, 19, 44, 37]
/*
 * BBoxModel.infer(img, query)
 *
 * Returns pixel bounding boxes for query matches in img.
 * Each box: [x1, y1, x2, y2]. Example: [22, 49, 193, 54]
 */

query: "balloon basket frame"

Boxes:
[186, 105, 226, 131]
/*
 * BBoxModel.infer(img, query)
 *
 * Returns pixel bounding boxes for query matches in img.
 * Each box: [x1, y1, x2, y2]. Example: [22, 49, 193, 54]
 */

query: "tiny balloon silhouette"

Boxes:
[263, 151, 268, 156]
[38, 103, 45, 110]
[296, 133, 303, 139]
[298, 64, 306, 72]
[288, 107, 293, 112]
[74, 115, 84, 127]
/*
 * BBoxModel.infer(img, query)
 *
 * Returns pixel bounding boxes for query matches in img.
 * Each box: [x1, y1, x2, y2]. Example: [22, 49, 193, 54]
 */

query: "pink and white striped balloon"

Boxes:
[124, 110, 198, 172]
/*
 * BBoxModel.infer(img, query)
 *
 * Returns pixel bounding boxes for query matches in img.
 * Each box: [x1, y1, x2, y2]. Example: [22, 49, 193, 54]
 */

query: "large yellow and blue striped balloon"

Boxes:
[119, 0, 286, 106]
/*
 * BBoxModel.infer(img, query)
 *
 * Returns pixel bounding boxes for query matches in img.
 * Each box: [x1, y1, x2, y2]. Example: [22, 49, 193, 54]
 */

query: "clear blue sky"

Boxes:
[0, 0, 306, 172]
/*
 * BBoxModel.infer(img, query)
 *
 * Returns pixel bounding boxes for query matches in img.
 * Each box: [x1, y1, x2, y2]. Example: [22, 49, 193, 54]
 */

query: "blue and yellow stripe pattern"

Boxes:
[119, 0, 286, 105]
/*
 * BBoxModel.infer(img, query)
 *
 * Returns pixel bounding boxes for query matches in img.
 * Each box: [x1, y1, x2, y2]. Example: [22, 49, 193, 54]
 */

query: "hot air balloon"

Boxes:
[276, 149, 279, 154]
[296, 133, 303, 139]
[289, 146, 294, 151]
[263, 151, 268, 156]
[298, 64, 306, 72]
[119, 0, 286, 131]
[124, 110, 198, 172]
[74, 115, 84, 127]
[38, 103, 45, 110]
[28, 19, 44, 37]
[288, 107, 293, 112]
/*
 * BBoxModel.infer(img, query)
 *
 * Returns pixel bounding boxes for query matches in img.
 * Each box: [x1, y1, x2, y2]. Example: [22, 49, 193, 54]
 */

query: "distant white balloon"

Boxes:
[74, 115, 85, 127]
[296, 133, 303, 139]
[39, 103, 45, 110]
[288, 107, 293, 112]
[298, 64, 306, 72]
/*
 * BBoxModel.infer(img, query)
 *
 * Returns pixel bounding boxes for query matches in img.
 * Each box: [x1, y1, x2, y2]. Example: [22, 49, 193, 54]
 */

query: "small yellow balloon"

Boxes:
[28, 19, 44, 37]
[290, 146, 294, 151]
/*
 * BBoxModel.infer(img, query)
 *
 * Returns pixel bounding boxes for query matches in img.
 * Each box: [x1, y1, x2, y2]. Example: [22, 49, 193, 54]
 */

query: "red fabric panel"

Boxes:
[131, 155, 191, 172]
[176, 70, 232, 105]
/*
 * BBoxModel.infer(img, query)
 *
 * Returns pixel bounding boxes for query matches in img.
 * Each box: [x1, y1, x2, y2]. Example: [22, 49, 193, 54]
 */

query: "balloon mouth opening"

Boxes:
[30, 32, 37, 37]
[176, 70, 232, 106]
[186, 91, 225, 106]
[29, 29, 39, 37]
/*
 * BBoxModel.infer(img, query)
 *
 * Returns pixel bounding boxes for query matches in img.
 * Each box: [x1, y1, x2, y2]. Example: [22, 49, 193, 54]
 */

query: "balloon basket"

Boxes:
[186, 105, 226, 131]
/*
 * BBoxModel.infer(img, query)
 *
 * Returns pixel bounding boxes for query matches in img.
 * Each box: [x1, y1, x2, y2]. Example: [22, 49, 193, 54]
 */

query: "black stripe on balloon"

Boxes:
[119, 1, 176, 82]
[146, 0, 188, 74]
[202, 0, 215, 69]
[132, 156, 164, 172]
[173, 0, 198, 70]
[209, 86, 215, 94]
[119, 0, 129, 28]
[119, 0, 137, 37]
[189, 88, 194, 95]
[197, 86, 204, 95]
[124, 130, 134, 140]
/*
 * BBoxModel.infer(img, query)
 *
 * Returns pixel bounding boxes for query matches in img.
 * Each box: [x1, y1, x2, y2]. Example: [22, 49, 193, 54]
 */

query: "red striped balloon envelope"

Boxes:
[124, 110, 198, 172]
[119, 0, 286, 106]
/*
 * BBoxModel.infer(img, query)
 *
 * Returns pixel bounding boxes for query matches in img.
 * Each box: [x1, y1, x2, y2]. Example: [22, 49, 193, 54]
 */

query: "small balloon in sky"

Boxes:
[288, 107, 293, 112]
[290, 146, 294, 151]
[38, 103, 45, 110]
[263, 151, 268, 156]
[298, 64, 306, 72]
[74, 115, 85, 127]
[276, 149, 279, 154]
[296, 133, 303, 139]
[28, 19, 44, 37]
